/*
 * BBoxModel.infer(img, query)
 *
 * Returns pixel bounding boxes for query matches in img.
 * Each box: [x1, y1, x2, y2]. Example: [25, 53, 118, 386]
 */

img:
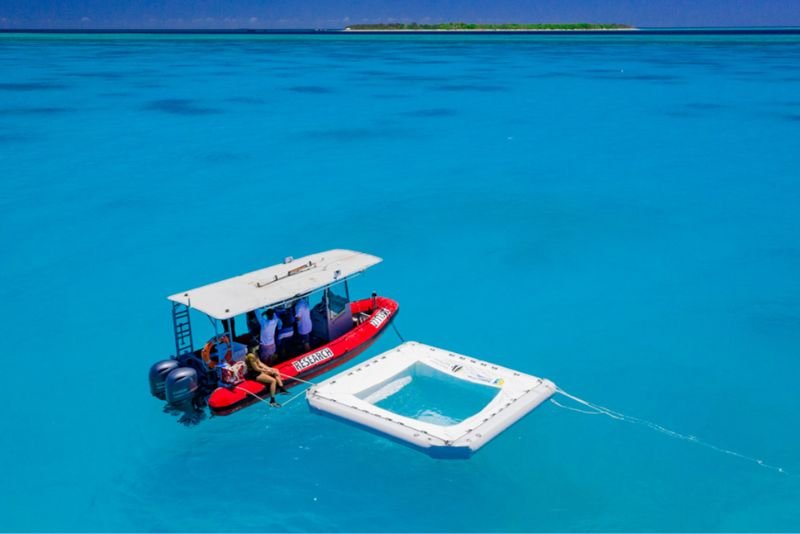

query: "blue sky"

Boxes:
[1, 0, 799, 29]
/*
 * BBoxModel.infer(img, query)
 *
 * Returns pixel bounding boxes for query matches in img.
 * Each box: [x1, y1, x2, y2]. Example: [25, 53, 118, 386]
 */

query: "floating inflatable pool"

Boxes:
[307, 341, 556, 458]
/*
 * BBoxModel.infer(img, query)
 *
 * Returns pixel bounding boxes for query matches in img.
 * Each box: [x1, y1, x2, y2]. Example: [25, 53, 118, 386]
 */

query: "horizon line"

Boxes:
[3, 25, 800, 32]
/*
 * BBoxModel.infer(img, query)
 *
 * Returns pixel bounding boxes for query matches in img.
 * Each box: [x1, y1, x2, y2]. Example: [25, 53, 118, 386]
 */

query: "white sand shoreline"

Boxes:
[343, 28, 638, 32]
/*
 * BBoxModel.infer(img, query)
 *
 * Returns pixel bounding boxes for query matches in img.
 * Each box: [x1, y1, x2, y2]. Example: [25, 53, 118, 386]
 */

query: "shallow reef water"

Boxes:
[0, 32, 799, 531]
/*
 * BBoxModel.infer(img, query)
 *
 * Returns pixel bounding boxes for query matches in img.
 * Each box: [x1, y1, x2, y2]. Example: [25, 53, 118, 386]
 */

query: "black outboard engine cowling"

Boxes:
[165, 367, 200, 407]
[149, 359, 180, 400]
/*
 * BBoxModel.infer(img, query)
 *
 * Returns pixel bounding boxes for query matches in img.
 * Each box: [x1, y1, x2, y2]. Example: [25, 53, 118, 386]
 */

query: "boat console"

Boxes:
[311, 290, 353, 343]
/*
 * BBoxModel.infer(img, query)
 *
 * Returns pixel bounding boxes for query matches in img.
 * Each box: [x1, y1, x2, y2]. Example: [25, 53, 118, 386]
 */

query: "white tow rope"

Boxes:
[241, 350, 789, 474]
[235, 383, 310, 408]
[552, 388, 787, 475]
[235, 371, 318, 409]
[279, 372, 316, 386]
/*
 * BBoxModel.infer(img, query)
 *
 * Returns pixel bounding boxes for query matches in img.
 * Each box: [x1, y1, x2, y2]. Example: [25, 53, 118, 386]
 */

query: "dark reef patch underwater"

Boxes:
[143, 98, 223, 115]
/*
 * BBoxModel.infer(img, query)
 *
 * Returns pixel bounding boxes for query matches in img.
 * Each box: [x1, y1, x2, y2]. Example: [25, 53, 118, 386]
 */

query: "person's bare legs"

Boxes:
[273, 372, 284, 388]
[265, 368, 285, 389]
[257, 374, 277, 398]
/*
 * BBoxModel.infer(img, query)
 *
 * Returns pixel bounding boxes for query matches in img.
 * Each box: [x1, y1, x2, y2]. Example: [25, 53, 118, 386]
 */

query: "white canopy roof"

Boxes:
[168, 249, 382, 320]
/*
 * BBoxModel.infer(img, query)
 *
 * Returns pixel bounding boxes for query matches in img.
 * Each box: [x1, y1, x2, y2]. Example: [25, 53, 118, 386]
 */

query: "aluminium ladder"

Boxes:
[172, 301, 194, 357]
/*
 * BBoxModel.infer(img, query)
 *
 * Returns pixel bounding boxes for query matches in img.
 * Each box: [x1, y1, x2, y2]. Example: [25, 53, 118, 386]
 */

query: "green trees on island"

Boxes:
[346, 23, 633, 31]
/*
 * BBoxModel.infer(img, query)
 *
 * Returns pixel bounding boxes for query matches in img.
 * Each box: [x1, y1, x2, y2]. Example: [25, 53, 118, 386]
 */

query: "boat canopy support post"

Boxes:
[220, 317, 235, 345]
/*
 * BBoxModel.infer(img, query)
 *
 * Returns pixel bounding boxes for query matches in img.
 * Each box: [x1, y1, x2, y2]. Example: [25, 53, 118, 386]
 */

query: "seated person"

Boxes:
[244, 345, 289, 407]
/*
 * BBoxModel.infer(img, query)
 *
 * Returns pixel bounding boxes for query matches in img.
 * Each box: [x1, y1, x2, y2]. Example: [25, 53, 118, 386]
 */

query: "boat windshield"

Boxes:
[325, 281, 350, 318]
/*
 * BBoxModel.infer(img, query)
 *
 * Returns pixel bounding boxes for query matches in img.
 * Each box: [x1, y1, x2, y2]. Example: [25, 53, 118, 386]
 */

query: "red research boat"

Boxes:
[209, 296, 398, 414]
[147, 250, 399, 417]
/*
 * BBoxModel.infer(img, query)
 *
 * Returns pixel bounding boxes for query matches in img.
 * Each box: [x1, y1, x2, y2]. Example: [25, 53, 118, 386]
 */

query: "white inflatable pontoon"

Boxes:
[306, 341, 556, 458]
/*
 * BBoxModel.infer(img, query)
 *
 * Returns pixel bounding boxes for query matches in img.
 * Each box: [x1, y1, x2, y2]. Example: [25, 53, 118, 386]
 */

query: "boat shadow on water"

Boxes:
[162, 402, 209, 426]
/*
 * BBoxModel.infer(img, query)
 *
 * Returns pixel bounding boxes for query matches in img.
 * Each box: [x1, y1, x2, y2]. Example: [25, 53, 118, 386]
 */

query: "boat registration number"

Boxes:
[369, 307, 391, 328]
[292, 347, 335, 372]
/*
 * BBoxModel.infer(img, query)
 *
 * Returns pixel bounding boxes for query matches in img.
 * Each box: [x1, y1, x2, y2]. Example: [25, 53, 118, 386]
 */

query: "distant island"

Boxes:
[344, 23, 635, 31]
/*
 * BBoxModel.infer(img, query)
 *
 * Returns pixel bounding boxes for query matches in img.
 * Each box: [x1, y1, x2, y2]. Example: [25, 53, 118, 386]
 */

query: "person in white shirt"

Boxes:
[294, 297, 312, 352]
[257, 308, 282, 364]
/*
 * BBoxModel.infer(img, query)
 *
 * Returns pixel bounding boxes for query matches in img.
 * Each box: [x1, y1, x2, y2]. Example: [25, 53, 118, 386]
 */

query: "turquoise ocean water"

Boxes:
[1, 32, 799, 531]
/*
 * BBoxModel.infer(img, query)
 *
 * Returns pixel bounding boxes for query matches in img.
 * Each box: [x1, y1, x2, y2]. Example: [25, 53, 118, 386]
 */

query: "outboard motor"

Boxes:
[165, 367, 200, 408]
[149, 359, 180, 400]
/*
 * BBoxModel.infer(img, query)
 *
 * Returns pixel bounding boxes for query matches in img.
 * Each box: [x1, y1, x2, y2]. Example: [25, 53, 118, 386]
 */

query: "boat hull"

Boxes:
[208, 296, 399, 415]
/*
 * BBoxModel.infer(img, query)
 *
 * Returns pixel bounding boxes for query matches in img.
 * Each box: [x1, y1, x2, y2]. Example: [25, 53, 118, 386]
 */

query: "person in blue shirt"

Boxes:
[294, 297, 312, 352]
[257, 308, 282, 364]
